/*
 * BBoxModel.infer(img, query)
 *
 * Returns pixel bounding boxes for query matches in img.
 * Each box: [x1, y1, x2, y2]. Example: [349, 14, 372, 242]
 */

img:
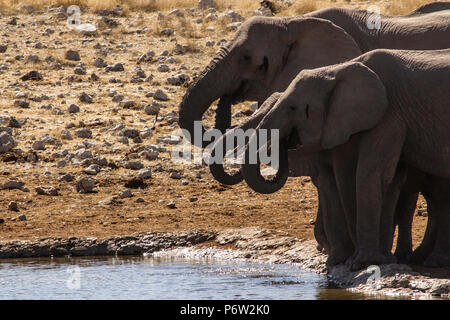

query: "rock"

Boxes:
[2, 178, 25, 190]
[121, 128, 140, 139]
[166, 73, 189, 86]
[167, 201, 176, 209]
[0, 132, 16, 153]
[84, 164, 100, 175]
[18, 214, 27, 221]
[157, 64, 170, 72]
[144, 102, 160, 115]
[156, 135, 181, 145]
[93, 57, 107, 68]
[125, 161, 144, 170]
[124, 177, 147, 189]
[90, 73, 100, 81]
[14, 100, 30, 108]
[119, 100, 136, 109]
[227, 22, 242, 31]
[206, 40, 215, 47]
[74, 128, 92, 138]
[35, 186, 59, 196]
[76, 177, 96, 193]
[68, 104, 80, 113]
[75, 148, 93, 159]
[198, 0, 216, 9]
[169, 172, 182, 179]
[20, 70, 43, 81]
[160, 28, 174, 37]
[205, 13, 218, 22]
[60, 173, 74, 182]
[74, 66, 86, 75]
[106, 63, 124, 72]
[79, 92, 93, 103]
[119, 189, 133, 198]
[65, 50, 81, 61]
[138, 51, 155, 63]
[0, 45, 7, 53]
[8, 201, 19, 212]
[221, 10, 244, 22]
[138, 168, 152, 179]
[431, 283, 450, 296]
[32, 140, 46, 151]
[153, 89, 169, 101]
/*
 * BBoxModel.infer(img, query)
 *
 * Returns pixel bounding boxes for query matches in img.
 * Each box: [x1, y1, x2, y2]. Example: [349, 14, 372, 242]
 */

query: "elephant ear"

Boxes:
[321, 62, 388, 149]
[281, 18, 362, 78]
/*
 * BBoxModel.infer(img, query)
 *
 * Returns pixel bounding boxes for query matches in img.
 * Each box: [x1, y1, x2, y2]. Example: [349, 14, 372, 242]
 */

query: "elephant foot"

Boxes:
[326, 248, 354, 267]
[409, 247, 431, 265]
[350, 249, 396, 271]
[394, 248, 412, 264]
[423, 252, 450, 268]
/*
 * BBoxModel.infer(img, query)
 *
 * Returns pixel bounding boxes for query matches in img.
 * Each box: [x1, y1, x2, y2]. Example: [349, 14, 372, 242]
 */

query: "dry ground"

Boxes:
[0, 0, 431, 248]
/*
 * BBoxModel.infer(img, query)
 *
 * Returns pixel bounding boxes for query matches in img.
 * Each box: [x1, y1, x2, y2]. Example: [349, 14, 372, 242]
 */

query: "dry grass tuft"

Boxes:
[387, 0, 435, 15]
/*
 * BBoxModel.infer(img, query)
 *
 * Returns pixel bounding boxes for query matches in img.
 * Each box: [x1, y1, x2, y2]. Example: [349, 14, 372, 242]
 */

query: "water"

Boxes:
[0, 255, 383, 300]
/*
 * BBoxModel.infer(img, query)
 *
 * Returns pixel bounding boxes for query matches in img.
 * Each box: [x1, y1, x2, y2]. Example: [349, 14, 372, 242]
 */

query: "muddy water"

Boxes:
[0, 256, 404, 300]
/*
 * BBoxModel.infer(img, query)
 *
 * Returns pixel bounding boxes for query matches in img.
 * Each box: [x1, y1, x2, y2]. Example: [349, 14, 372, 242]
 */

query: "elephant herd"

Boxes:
[178, 3, 450, 270]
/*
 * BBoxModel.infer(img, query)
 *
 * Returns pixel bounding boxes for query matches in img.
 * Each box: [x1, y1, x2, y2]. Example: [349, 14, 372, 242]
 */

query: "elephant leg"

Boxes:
[351, 121, 406, 271]
[423, 182, 450, 267]
[314, 201, 329, 253]
[318, 164, 355, 266]
[393, 191, 418, 263]
[379, 164, 408, 261]
[410, 194, 437, 264]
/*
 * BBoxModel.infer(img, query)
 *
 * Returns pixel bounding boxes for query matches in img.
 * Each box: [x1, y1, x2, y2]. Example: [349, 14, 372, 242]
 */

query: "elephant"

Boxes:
[241, 49, 450, 269]
[178, 9, 450, 185]
[177, 6, 450, 266]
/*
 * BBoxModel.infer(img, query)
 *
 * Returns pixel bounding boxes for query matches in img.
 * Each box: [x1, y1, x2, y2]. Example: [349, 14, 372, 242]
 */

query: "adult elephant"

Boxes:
[178, 9, 450, 185]
[241, 49, 450, 269]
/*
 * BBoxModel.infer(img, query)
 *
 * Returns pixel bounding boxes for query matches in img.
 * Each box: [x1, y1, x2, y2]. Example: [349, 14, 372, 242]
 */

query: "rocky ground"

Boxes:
[0, 0, 445, 299]
[1, 227, 449, 298]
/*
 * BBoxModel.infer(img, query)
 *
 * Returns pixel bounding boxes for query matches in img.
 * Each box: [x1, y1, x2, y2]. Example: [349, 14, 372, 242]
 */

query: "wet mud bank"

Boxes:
[1, 227, 448, 298]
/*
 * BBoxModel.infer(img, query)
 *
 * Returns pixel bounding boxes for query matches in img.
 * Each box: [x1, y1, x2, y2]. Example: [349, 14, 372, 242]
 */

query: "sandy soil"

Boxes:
[0, 2, 429, 252]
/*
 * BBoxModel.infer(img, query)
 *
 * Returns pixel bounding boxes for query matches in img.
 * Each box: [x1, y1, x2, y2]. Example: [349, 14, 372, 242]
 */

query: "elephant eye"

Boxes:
[305, 104, 310, 118]
[243, 55, 251, 62]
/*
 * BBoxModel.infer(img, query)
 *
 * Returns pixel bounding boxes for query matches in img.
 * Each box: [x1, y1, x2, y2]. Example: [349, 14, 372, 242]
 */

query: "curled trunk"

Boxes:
[242, 137, 289, 194]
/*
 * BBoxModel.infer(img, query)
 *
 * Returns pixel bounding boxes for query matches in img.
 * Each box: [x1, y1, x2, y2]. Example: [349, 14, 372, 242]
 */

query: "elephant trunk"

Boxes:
[242, 133, 289, 194]
[178, 48, 234, 148]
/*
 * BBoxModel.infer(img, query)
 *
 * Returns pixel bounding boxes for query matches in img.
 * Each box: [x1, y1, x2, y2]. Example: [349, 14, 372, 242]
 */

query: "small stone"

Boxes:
[65, 50, 81, 61]
[2, 178, 25, 190]
[121, 128, 140, 139]
[144, 102, 160, 115]
[138, 168, 152, 179]
[119, 100, 136, 109]
[74, 128, 92, 138]
[153, 89, 169, 101]
[106, 63, 124, 72]
[157, 64, 170, 72]
[32, 140, 46, 151]
[14, 100, 30, 108]
[84, 164, 100, 175]
[79, 92, 93, 103]
[166, 201, 176, 209]
[170, 172, 182, 179]
[125, 161, 144, 170]
[68, 104, 80, 113]
[76, 177, 96, 193]
[35, 186, 59, 196]
[93, 57, 107, 68]
[0, 132, 16, 153]
[18, 214, 27, 221]
[119, 189, 133, 198]
[8, 201, 19, 212]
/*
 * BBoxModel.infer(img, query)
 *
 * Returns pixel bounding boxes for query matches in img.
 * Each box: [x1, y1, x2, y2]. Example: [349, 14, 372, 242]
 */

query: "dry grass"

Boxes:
[0, 0, 443, 16]
[387, 0, 435, 15]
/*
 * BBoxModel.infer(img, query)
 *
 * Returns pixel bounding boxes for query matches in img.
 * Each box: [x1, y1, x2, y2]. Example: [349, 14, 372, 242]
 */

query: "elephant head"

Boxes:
[242, 61, 389, 193]
[178, 16, 362, 183]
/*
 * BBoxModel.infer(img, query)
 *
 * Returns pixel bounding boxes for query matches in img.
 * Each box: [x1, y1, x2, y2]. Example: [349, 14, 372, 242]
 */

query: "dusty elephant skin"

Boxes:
[242, 49, 450, 270]
[1, 227, 449, 298]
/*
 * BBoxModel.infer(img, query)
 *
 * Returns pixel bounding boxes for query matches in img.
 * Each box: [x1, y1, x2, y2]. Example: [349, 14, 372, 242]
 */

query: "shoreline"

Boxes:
[1, 227, 449, 298]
